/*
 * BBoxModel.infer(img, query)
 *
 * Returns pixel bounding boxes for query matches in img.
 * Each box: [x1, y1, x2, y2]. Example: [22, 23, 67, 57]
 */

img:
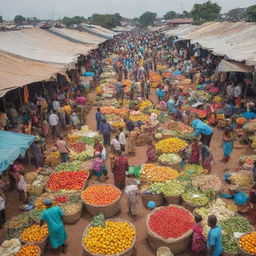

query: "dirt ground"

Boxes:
[2, 89, 253, 256]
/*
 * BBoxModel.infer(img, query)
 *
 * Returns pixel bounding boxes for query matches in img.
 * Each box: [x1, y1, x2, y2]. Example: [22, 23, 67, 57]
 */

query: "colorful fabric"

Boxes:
[147, 145, 157, 161]
[192, 223, 206, 252]
[112, 156, 129, 189]
[189, 142, 200, 164]
[192, 119, 213, 136]
[207, 226, 222, 256]
[223, 140, 233, 158]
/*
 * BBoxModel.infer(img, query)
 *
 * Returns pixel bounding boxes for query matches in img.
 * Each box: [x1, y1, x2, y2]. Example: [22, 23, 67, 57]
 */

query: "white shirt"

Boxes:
[0, 196, 5, 211]
[17, 176, 26, 192]
[101, 147, 107, 160]
[111, 139, 121, 151]
[119, 132, 126, 145]
[70, 113, 79, 125]
[52, 100, 60, 112]
[234, 85, 241, 98]
[48, 113, 59, 126]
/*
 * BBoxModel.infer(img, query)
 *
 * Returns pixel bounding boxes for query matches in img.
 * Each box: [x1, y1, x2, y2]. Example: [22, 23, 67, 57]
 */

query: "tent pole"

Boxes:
[19, 88, 22, 105]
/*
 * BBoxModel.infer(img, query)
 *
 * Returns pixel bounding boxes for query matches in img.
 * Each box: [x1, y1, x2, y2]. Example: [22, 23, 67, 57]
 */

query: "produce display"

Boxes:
[231, 170, 253, 187]
[27, 175, 48, 196]
[129, 112, 149, 122]
[55, 161, 82, 172]
[140, 164, 180, 183]
[20, 224, 48, 242]
[183, 164, 204, 175]
[155, 138, 188, 153]
[0, 238, 21, 256]
[192, 175, 222, 193]
[220, 216, 252, 253]
[182, 189, 209, 207]
[239, 232, 256, 254]
[148, 183, 163, 194]
[83, 220, 135, 255]
[34, 193, 56, 210]
[47, 170, 88, 191]
[78, 134, 101, 146]
[44, 151, 60, 166]
[101, 106, 128, 117]
[29, 209, 44, 223]
[70, 146, 94, 161]
[82, 185, 121, 205]
[15, 244, 40, 256]
[161, 180, 184, 196]
[158, 153, 182, 166]
[139, 100, 153, 110]
[69, 142, 86, 154]
[62, 203, 82, 216]
[148, 206, 194, 239]
[240, 155, 256, 168]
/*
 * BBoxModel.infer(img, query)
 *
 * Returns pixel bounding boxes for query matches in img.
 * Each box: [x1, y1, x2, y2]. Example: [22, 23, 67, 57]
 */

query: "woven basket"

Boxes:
[223, 252, 240, 256]
[82, 184, 121, 218]
[239, 232, 256, 256]
[82, 218, 136, 256]
[17, 244, 41, 256]
[63, 204, 83, 224]
[181, 197, 207, 213]
[20, 234, 48, 253]
[146, 205, 193, 254]
[141, 192, 164, 208]
[162, 193, 181, 205]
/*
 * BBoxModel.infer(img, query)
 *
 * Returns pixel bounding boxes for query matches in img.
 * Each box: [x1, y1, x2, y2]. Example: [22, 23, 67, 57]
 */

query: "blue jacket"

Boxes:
[192, 119, 213, 136]
[100, 122, 112, 135]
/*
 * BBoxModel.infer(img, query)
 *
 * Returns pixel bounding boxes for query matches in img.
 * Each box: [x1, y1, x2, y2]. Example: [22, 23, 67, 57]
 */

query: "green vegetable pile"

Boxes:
[55, 161, 82, 172]
[29, 209, 44, 223]
[73, 148, 94, 161]
[158, 153, 182, 166]
[182, 189, 209, 207]
[92, 213, 105, 227]
[161, 180, 184, 196]
[79, 135, 101, 146]
[148, 183, 163, 194]
[220, 216, 253, 253]
[158, 112, 171, 124]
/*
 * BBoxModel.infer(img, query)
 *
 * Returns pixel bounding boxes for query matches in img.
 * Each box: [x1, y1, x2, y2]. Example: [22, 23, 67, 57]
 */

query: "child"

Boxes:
[16, 173, 27, 201]
[0, 190, 5, 228]
[192, 214, 206, 256]
[92, 152, 106, 181]
[125, 174, 140, 217]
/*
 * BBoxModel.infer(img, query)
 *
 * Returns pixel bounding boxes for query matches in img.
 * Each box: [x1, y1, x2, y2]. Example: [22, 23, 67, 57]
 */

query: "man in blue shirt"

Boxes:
[100, 119, 112, 146]
[207, 215, 222, 256]
[192, 119, 213, 147]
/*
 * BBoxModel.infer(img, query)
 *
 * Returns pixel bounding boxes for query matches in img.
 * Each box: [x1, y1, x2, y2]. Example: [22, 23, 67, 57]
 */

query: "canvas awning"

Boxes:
[217, 59, 254, 73]
[0, 131, 35, 173]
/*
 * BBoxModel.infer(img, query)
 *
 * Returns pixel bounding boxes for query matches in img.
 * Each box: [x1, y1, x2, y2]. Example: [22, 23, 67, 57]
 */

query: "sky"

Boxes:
[1, 0, 256, 20]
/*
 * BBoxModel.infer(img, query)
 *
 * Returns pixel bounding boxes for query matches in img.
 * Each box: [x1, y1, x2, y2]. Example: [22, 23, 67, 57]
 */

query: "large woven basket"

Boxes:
[82, 218, 136, 256]
[162, 193, 181, 205]
[63, 203, 83, 224]
[141, 192, 164, 208]
[20, 234, 48, 253]
[239, 232, 256, 256]
[146, 205, 193, 254]
[82, 184, 121, 218]
[17, 244, 41, 256]
[181, 196, 208, 213]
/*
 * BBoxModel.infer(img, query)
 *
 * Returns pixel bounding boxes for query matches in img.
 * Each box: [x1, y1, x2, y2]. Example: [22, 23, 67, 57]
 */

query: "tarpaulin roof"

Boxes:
[165, 24, 196, 37]
[0, 131, 35, 173]
[0, 52, 64, 97]
[217, 59, 254, 73]
[181, 22, 256, 66]
[0, 28, 92, 64]
[79, 24, 117, 39]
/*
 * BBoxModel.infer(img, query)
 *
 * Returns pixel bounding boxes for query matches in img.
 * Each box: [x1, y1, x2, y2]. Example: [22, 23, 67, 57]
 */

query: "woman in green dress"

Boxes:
[40, 198, 68, 253]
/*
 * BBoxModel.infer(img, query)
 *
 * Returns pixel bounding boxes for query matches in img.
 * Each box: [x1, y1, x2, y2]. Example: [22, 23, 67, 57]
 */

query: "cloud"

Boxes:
[1, 0, 255, 20]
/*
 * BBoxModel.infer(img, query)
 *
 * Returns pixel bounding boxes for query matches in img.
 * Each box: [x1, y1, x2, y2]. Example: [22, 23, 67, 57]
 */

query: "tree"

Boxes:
[138, 11, 157, 27]
[14, 15, 26, 25]
[191, 1, 221, 24]
[224, 8, 246, 21]
[247, 5, 256, 22]
[163, 11, 177, 20]
[62, 16, 86, 27]
[182, 10, 192, 18]
[0, 16, 2, 23]
[88, 14, 121, 29]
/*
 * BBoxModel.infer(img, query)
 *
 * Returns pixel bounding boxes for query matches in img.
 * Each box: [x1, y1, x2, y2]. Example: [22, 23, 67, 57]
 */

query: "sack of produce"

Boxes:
[82, 218, 136, 256]
[24, 172, 38, 184]
[0, 238, 22, 256]
[192, 175, 222, 194]
[231, 170, 253, 187]
[142, 183, 164, 208]
[158, 153, 182, 168]
[146, 205, 194, 253]
[55, 160, 82, 172]
[156, 138, 188, 154]
[62, 203, 83, 224]
[161, 180, 184, 205]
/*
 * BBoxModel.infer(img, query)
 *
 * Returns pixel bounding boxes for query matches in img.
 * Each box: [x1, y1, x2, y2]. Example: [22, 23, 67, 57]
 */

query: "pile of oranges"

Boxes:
[156, 137, 188, 153]
[15, 244, 40, 256]
[20, 224, 48, 242]
[84, 220, 135, 255]
[239, 232, 256, 254]
[81, 185, 121, 206]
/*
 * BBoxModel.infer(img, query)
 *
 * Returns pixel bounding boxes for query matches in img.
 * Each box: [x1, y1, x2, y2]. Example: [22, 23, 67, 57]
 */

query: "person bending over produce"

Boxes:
[192, 119, 213, 147]
[40, 198, 67, 253]
[207, 215, 222, 256]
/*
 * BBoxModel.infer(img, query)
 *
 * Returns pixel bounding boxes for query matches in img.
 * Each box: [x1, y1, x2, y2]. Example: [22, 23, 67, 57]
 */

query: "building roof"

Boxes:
[166, 22, 256, 66]
[168, 18, 193, 24]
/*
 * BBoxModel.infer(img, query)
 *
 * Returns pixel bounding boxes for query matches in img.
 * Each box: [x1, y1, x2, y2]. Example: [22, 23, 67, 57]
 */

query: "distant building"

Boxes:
[167, 18, 193, 28]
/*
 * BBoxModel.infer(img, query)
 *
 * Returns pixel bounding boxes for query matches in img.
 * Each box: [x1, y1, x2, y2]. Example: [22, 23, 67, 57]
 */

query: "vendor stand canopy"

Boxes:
[165, 22, 256, 67]
[0, 131, 35, 173]
[217, 59, 254, 73]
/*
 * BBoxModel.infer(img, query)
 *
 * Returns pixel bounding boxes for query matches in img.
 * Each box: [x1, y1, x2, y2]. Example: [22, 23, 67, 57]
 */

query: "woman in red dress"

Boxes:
[192, 214, 206, 256]
[112, 151, 129, 189]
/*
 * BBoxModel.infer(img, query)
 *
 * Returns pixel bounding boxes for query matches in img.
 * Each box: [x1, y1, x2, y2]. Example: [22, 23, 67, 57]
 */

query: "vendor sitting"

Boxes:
[192, 119, 213, 147]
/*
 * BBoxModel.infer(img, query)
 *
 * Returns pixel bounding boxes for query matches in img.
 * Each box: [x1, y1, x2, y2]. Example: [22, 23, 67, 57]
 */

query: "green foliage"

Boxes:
[247, 5, 256, 22]
[88, 13, 121, 29]
[138, 11, 157, 27]
[62, 16, 86, 27]
[224, 8, 246, 21]
[0, 16, 2, 23]
[163, 11, 177, 20]
[191, 1, 221, 24]
[14, 15, 26, 25]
